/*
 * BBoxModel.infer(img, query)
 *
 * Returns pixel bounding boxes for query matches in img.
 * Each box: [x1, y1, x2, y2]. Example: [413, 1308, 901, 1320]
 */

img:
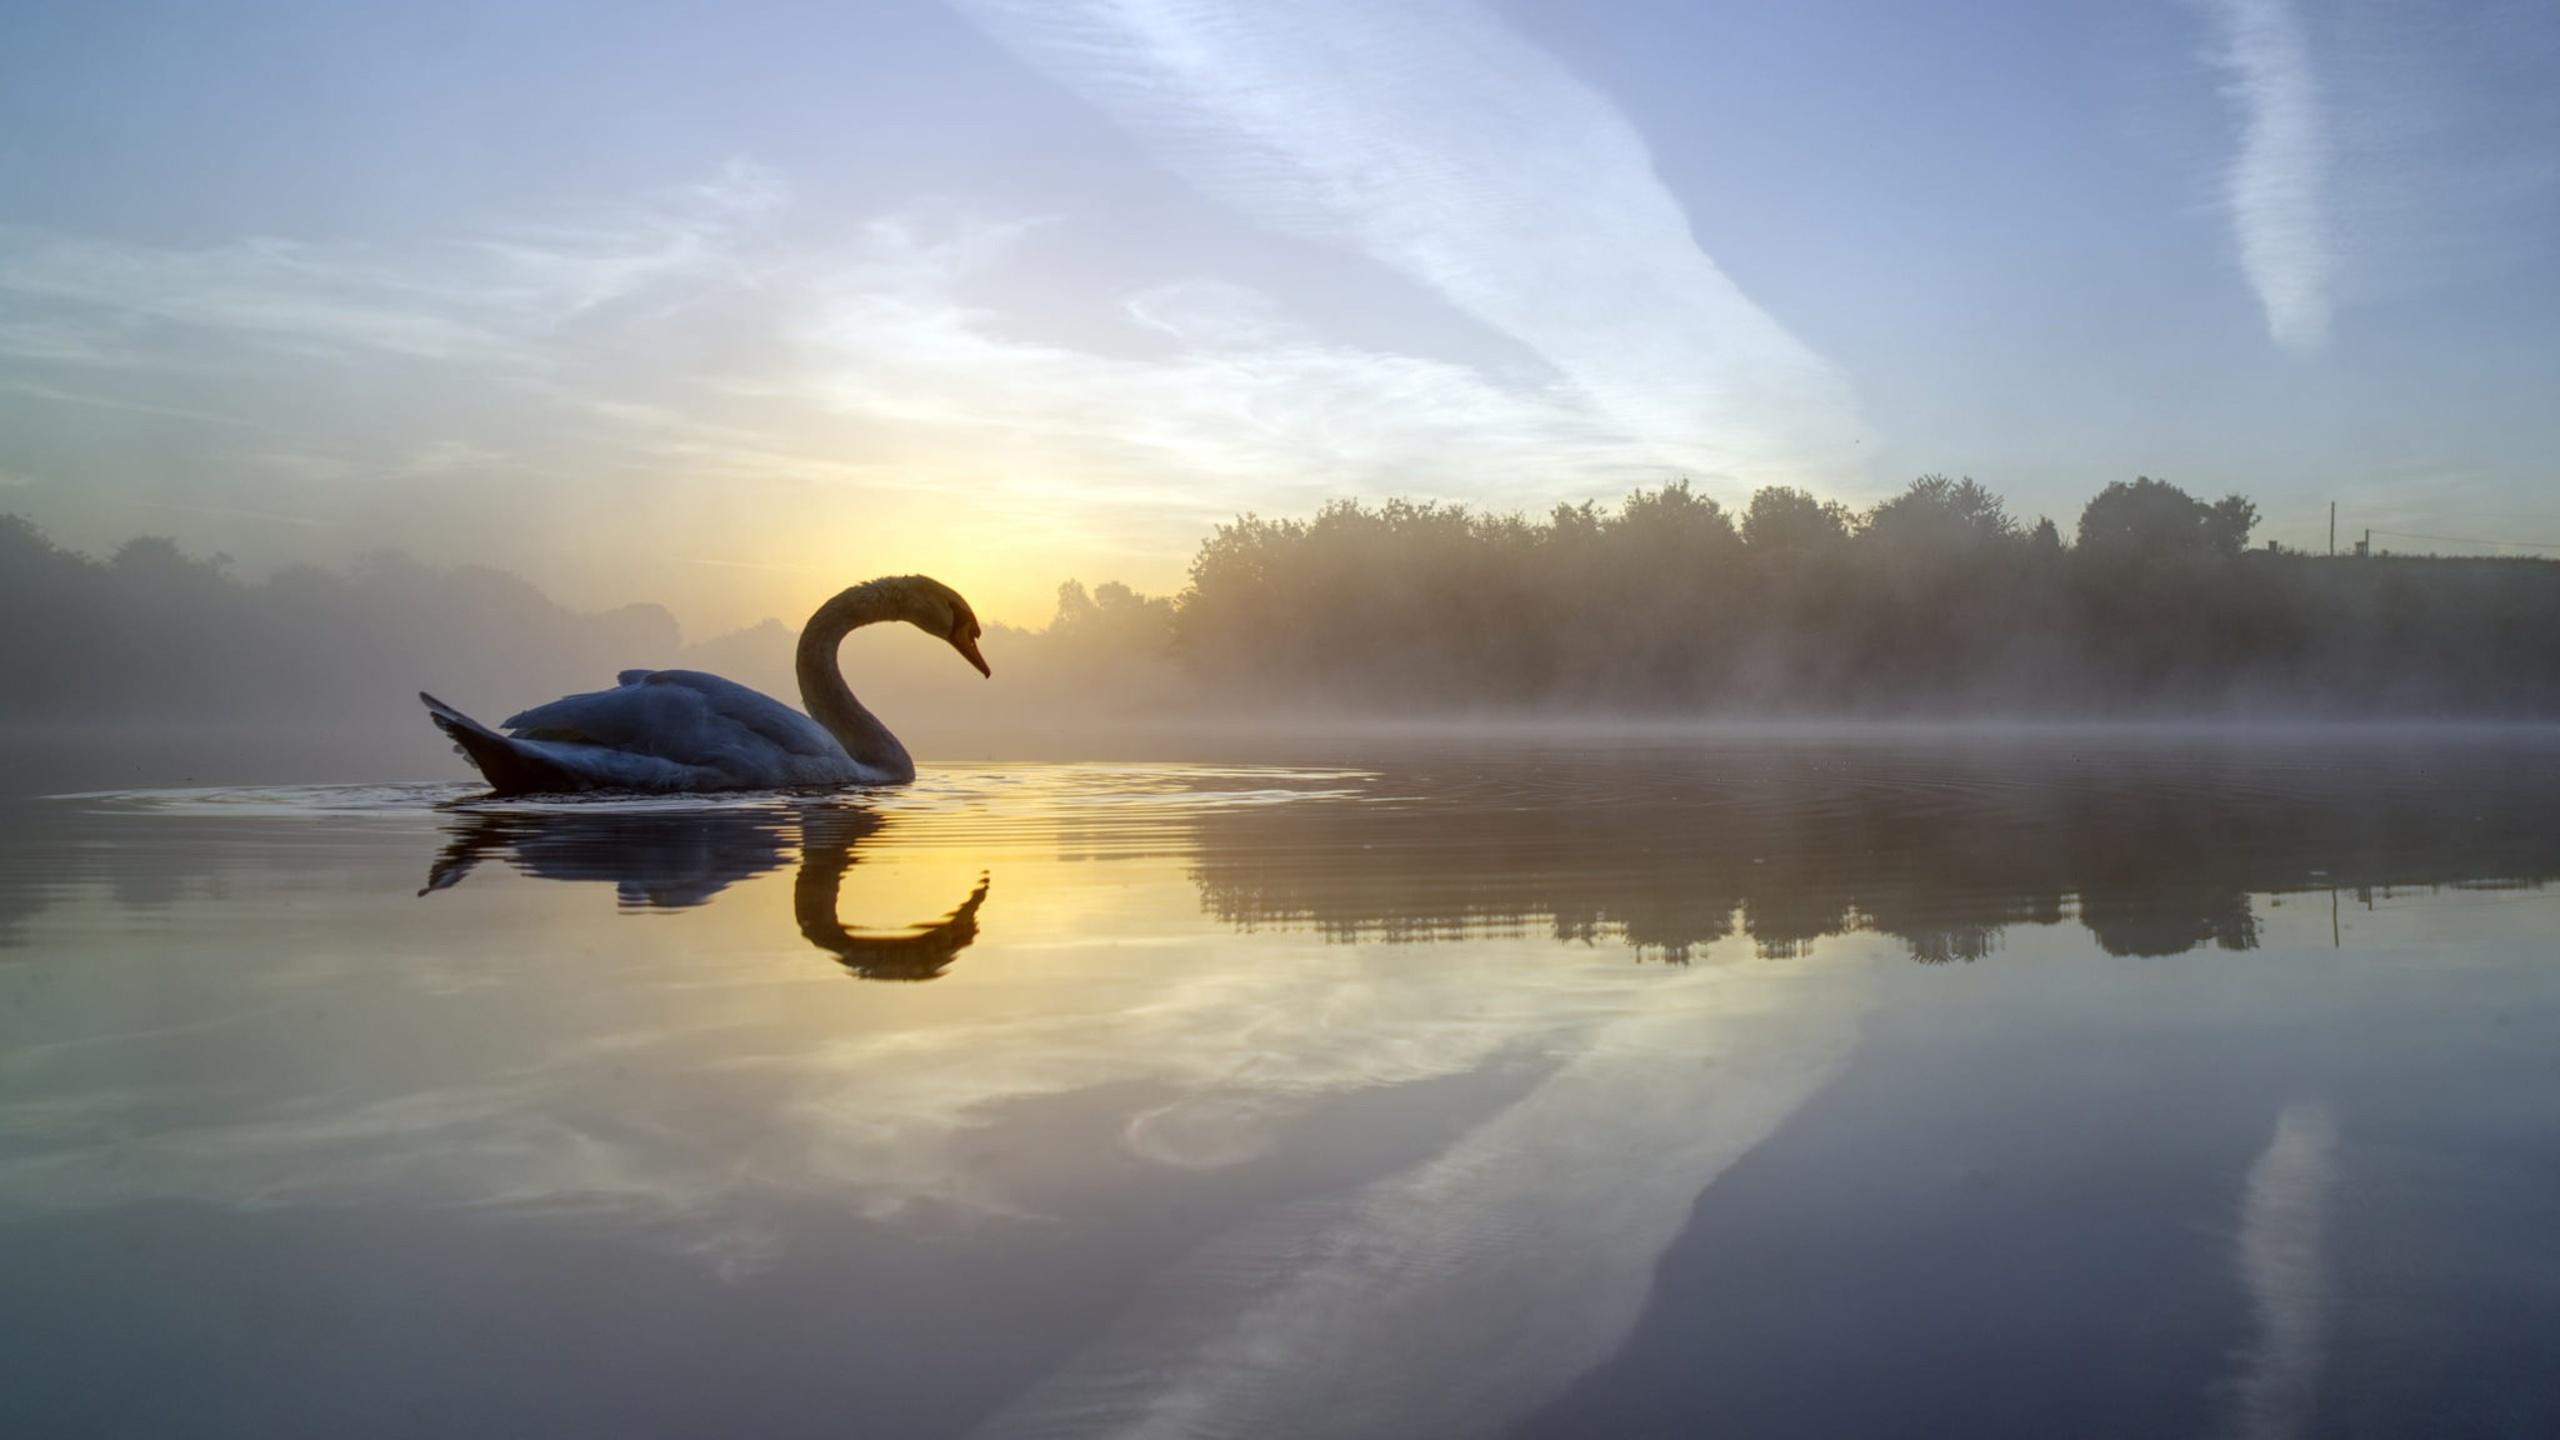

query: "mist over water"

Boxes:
[5, 737, 2558, 1438]
[10, 470, 2560, 801]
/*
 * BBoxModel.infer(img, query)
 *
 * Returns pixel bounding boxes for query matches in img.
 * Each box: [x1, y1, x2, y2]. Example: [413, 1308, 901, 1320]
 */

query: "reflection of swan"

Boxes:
[795, 809, 990, 981]
[419, 809, 792, 908]
[419, 804, 990, 979]
[419, 575, 988, 794]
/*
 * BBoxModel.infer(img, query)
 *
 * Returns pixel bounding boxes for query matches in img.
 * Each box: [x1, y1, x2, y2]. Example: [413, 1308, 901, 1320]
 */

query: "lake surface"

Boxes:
[4, 735, 2559, 1438]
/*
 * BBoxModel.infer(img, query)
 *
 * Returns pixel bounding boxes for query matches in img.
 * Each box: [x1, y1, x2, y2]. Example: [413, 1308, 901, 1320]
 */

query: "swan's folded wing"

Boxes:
[502, 682, 704, 750]
[637, 670, 847, 757]
[614, 670, 850, 758]
[501, 671, 845, 770]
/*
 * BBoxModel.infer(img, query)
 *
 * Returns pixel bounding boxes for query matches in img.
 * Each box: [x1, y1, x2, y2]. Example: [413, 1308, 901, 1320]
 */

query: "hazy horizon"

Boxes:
[5, 1, 2557, 635]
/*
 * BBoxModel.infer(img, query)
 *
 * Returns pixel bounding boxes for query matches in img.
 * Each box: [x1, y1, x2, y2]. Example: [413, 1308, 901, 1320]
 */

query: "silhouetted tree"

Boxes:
[2077, 476, 2257, 558]
[1049, 578, 1175, 660]
[1610, 480, 1741, 555]
[1864, 474, 2016, 551]
[2204, 495, 2258, 556]
[1743, 486, 1856, 553]
[1053, 579, 1098, 628]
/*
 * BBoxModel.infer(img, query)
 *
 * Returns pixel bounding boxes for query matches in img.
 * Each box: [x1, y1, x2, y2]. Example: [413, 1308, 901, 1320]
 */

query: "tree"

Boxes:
[1864, 475, 2016, 550]
[1609, 480, 1740, 554]
[1051, 578, 1173, 657]
[1053, 579, 1098, 629]
[1547, 500, 1603, 546]
[2203, 495, 2258, 557]
[1743, 486, 1855, 553]
[2077, 476, 2254, 558]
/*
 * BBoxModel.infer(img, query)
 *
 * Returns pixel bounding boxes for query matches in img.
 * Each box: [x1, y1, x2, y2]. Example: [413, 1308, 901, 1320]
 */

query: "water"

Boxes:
[4, 735, 2558, 1438]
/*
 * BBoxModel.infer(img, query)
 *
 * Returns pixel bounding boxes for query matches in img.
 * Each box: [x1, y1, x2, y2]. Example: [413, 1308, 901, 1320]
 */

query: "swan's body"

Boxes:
[421, 575, 986, 796]
[426, 669, 892, 791]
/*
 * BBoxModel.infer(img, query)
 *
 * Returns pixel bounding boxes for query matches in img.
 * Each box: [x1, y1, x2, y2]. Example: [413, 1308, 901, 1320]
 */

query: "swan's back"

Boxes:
[505, 670, 844, 763]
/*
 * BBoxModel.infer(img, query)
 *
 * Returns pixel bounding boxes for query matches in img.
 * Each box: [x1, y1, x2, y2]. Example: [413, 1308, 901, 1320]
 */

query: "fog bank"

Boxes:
[6, 471, 2557, 790]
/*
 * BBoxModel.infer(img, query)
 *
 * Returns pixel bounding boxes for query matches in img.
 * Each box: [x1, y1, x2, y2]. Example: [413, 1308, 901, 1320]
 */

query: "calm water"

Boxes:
[4, 736, 2559, 1438]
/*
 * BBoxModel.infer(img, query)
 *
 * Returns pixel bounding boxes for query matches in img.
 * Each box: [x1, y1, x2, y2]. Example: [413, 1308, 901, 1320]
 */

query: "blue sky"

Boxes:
[2, 0, 2553, 628]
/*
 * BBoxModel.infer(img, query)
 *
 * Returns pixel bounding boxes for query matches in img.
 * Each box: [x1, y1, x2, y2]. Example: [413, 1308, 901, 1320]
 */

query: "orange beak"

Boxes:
[954, 631, 991, 677]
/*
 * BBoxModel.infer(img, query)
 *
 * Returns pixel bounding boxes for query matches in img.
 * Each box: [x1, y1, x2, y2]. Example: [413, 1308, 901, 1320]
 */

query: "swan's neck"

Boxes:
[796, 583, 915, 782]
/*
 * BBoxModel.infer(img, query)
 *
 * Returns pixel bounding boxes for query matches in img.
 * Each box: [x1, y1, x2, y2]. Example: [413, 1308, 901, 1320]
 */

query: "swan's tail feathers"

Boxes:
[419, 691, 579, 797]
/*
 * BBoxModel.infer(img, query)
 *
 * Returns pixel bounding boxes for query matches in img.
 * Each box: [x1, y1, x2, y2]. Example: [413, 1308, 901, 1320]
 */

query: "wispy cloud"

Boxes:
[0, 378, 282, 432]
[784, 210, 1666, 518]
[0, 316, 141, 367]
[2208, 0, 2334, 350]
[0, 159, 785, 370]
[948, 0, 1867, 486]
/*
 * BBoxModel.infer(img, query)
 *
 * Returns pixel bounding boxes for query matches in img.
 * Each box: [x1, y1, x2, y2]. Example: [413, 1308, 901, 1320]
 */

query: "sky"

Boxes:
[1, 0, 2554, 633]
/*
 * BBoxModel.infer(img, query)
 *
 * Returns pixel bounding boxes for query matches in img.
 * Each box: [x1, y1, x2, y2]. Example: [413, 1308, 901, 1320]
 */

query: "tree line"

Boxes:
[4, 468, 2556, 776]
[1161, 474, 2560, 713]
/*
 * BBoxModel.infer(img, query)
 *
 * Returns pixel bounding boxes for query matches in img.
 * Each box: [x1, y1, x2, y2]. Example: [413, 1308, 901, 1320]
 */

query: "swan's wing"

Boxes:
[499, 681, 673, 745]
[503, 670, 845, 762]
[629, 670, 848, 759]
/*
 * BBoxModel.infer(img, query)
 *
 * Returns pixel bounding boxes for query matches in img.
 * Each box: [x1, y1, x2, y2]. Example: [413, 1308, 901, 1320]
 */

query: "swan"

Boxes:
[419, 574, 987, 795]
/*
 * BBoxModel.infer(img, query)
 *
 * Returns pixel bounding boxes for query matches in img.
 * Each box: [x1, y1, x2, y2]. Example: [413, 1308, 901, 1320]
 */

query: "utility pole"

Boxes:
[2329, 501, 2336, 557]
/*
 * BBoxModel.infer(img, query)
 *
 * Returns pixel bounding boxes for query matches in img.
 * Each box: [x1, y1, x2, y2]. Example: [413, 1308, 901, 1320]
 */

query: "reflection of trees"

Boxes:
[1184, 745, 2560, 964]
[1902, 926, 2003, 966]
[421, 803, 989, 980]
[2078, 886, 2259, 960]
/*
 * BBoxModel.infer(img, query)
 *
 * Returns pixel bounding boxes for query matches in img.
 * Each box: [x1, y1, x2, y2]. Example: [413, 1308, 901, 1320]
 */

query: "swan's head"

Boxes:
[888, 575, 990, 678]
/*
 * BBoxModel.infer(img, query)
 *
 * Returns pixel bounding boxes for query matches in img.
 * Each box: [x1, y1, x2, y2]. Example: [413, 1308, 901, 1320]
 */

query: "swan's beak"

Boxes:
[954, 632, 991, 677]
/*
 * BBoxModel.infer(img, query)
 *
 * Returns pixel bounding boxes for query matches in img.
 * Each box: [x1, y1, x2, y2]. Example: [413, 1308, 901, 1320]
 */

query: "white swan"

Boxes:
[419, 574, 986, 795]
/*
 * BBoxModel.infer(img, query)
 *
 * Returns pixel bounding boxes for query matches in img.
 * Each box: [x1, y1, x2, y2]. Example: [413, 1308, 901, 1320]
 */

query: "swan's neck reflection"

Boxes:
[422, 802, 989, 980]
[794, 810, 989, 981]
